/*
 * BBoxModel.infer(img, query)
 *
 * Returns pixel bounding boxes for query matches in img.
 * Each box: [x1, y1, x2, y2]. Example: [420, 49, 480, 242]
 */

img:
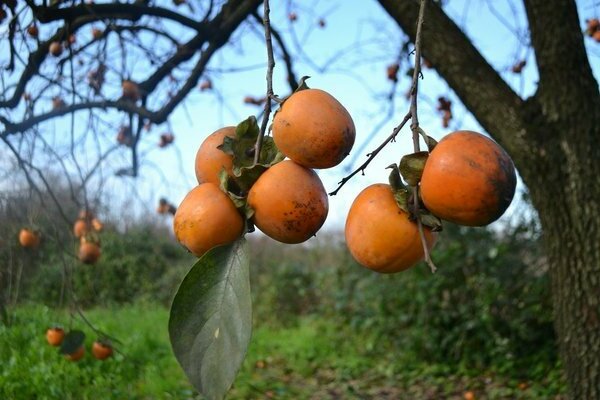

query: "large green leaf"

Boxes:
[169, 239, 252, 400]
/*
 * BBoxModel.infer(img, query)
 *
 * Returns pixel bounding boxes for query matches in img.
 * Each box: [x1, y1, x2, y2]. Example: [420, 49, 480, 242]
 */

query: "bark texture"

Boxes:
[377, 0, 600, 398]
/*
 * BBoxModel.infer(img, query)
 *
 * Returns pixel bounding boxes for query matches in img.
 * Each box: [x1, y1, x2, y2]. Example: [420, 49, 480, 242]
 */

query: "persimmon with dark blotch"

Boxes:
[46, 327, 65, 346]
[173, 183, 244, 257]
[65, 346, 85, 362]
[345, 184, 436, 273]
[78, 239, 101, 264]
[420, 130, 516, 226]
[19, 228, 40, 248]
[247, 160, 328, 244]
[194, 127, 235, 185]
[92, 341, 113, 360]
[272, 89, 355, 169]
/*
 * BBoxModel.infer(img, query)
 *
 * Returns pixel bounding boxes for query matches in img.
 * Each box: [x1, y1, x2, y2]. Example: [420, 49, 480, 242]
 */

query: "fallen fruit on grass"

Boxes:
[65, 346, 85, 362]
[194, 127, 236, 185]
[345, 184, 436, 273]
[464, 391, 475, 400]
[19, 228, 40, 249]
[92, 341, 113, 360]
[273, 88, 355, 169]
[173, 183, 244, 257]
[420, 130, 516, 226]
[78, 238, 101, 264]
[247, 160, 328, 244]
[46, 327, 65, 346]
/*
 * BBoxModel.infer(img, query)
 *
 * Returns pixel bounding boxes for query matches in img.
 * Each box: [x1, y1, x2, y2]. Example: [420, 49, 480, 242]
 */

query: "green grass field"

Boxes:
[0, 303, 565, 399]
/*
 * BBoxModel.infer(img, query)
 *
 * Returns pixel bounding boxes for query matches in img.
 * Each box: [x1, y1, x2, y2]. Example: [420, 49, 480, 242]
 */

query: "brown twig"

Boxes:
[408, 0, 437, 274]
[255, 0, 275, 165]
[329, 112, 411, 196]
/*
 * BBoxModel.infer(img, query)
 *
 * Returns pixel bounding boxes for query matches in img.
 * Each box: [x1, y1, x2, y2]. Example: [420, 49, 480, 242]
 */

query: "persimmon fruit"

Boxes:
[272, 88, 355, 169]
[19, 228, 40, 248]
[194, 127, 236, 185]
[345, 184, 436, 273]
[247, 160, 328, 244]
[73, 219, 88, 238]
[122, 80, 140, 101]
[49, 41, 63, 57]
[420, 130, 516, 226]
[173, 183, 244, 257]
[91, 218, 103, 232]
[78, 240, 101, 264]
[46, 327, 65, 346]
[92, 341, 113, 360]
[65, 346, 85, 362]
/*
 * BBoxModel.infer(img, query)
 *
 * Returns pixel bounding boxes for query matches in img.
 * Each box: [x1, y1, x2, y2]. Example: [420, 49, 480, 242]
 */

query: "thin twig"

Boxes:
[329, 112, 411, 196]
[255, 0, 275, 165]
[408, 0, 437, 273]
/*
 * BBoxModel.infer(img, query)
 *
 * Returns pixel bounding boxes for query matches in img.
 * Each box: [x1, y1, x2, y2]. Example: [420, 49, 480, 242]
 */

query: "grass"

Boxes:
[0, 303, 566, 399]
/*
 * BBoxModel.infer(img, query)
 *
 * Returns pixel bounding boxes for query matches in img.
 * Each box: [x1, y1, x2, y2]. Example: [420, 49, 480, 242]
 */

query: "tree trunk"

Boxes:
[377, 0, 600, 397]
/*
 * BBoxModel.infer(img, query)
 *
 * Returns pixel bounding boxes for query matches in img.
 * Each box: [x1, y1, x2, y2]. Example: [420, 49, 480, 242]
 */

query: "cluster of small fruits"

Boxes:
[46, 327, 113, 362]
[73, 210, 103, 264]
[173, 85, 355, 256]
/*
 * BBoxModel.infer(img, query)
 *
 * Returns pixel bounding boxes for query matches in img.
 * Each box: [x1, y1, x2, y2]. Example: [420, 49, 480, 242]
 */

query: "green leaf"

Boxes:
[59, 330, 85, 355]
[169, 239, 252, 400]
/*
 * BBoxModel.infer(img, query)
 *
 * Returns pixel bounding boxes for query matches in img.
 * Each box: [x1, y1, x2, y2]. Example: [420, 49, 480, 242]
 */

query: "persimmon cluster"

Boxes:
[73, 210, 103, 265]
[173, 87, 355, 257]
[345, 130, 516, 274]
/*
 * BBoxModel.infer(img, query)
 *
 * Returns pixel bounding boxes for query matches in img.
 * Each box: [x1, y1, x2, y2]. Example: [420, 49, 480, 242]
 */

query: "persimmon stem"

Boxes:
[255, 0, 275, 166]
[409, 0, 438, 274]
[329, 112, 411, 196]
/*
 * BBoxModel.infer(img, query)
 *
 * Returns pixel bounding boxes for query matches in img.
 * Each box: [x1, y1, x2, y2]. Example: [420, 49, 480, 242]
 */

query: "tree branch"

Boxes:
[377, 0, 530, 162]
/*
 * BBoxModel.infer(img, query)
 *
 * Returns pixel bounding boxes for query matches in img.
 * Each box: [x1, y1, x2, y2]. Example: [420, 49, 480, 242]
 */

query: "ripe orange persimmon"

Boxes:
[73, 219, 88, 238]
[194, 126, 236, 185]
[91, 218, 103, 232]
[247, 160, 328, 244]
[173, 183, 244, 257]
[65, 346, 85, 362]
[92, 341, 113, 360]
[49, 41, 63, 57]
[420, 130, 516, 226]
[46, 327, 65, 346]
[78, 240, 101, 264]
[272, 89, 355, 169]
[19, 228, 40, 248]
[345, 184, 436, 273]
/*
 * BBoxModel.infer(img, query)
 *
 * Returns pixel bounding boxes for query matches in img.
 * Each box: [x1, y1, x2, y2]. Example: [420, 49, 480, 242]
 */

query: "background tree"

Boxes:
[1, 0, 599, 398]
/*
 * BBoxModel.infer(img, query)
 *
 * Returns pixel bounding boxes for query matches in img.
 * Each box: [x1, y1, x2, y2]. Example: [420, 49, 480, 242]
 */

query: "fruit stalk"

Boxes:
[407, 0, 437, 273]
[255, 0, 276, 166]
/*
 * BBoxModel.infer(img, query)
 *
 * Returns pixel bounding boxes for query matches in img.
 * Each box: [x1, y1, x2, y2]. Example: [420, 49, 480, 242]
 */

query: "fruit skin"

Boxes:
[272, 89, 355, 169]
[247, 160, 328, 244]
[420, 130, 516, 227]
[65, 346, 85, 362]
[194, 127, 235, 185]
[121, 80, 140, 101]
[173, 183, 244, 257]
[19, 228, 40, 248]
[345, 184, 436, 273]
[92, 341, 113, 360]
[78, 240, 101, 264]
[46, 327, 65, 346]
